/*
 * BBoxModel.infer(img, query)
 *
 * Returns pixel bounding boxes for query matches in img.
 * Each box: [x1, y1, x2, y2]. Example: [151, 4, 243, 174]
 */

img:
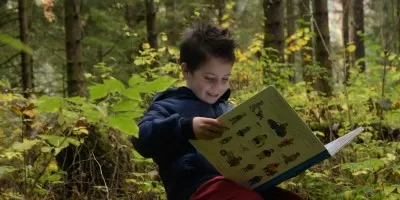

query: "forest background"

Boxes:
[0, 0, 399, 199]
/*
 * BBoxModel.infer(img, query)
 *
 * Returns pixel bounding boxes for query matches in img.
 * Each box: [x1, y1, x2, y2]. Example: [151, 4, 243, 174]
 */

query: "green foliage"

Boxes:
[0, 70, 176, 199]
[0, 34, 33, 55]
[1, 1, 400, 199]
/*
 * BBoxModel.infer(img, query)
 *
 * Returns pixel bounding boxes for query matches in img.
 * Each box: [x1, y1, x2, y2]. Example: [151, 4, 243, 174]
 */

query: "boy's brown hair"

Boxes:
[179, 21, 237, 72]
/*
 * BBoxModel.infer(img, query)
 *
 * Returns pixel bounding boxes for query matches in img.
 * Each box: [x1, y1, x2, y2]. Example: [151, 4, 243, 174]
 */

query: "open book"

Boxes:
[189, 85, 364, 192]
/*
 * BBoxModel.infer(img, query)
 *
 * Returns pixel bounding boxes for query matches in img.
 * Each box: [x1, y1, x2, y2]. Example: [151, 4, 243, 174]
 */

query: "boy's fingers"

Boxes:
[205, 118, 228, 129]
[204, 124, 225, 134]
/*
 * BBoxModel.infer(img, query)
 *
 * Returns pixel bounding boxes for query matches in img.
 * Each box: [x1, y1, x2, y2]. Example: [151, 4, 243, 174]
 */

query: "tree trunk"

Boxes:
[313, 0, 332, 96]
[145, 0, 157, 49]
[298, 0, 313, 84]
[342, 0, 350, 83]
[216, 0, 226, 25]
[351, 0, 365, 72]
[165, 0, 177, 45]
[398, 0, 400, 54]
[263, 0, 284, 58]
[286, 0, 296, 82]
[65, 0, 85, 97]
[18, 0, 33, 98]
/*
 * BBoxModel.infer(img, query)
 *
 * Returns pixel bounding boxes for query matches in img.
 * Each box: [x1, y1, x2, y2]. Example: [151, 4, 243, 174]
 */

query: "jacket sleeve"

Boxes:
[131, 102, 196, 158]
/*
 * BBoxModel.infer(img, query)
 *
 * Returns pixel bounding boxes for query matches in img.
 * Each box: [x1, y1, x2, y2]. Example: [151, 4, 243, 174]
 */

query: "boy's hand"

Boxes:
[192, 117, 228, 140]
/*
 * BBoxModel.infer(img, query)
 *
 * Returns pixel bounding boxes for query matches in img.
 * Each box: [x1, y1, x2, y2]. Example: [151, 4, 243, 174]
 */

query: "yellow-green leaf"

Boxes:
[11, 139, 41, 151]
[107, 116, 138, 136]
[296, 39, 307, 46]
[36, 96, 64, 112]
[0, 34, 33, 55]
[128, 74, 146, 87]
[89, 84, 108, 100]
[347, 44, 356, 52]
[161, 34, 168, 42]
[104, 78, 125, 94]
[111, 100, 139, 112]
[122, 87, 142, 101]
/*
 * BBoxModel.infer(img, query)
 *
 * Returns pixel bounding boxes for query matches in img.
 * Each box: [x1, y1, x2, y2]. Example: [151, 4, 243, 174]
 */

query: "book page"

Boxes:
[324, 127, 364, 156]
[190, 86, 327, 189]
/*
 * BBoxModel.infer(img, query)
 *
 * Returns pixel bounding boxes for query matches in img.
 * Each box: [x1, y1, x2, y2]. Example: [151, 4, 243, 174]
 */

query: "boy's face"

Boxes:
[182, 57, 232, 104]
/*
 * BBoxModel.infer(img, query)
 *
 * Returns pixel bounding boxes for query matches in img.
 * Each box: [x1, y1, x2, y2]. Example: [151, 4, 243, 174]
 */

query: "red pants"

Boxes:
[190, 176, 302, 200]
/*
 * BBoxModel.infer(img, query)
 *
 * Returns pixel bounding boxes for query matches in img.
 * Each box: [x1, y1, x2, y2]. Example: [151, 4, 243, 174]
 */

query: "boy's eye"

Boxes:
[205, 77, 215, 81]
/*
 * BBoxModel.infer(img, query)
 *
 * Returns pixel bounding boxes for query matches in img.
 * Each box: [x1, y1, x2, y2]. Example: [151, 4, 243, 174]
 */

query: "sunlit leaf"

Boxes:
[0, 34, 33, 54]
[11, 139, 41, 151]
[82, 105, 103, 122]
[36, 96, 64, 112]
[146, 76, 176, 92]
[104, 78, 125, 94]
[89, 84, 108, 100]
[107, 115, 138, 136]
[67, 97, 86, 104]
[347, 44, 356, 53]
[122, 87, 142, 101]
[111, 100, 139, 112]
[161, 34, 168, 42]
[128, 74, 146, 87]
[47, 159, 59, 171]
[296, 39, 307, 46]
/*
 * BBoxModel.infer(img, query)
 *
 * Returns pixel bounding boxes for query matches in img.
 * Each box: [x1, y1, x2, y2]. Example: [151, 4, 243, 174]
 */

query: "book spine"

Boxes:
[253, 150, 331, 192]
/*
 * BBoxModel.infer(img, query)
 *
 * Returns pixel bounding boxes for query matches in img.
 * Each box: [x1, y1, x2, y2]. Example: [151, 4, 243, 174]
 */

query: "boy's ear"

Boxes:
[181, 63, 189, 78]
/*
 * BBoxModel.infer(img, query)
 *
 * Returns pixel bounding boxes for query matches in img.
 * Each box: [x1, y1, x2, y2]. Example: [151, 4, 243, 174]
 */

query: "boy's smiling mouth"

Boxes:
[207, 92, 219, 97]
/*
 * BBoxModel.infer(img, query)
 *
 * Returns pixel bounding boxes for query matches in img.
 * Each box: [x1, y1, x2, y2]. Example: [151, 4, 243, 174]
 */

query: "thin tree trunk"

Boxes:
[65, 0, 85, 97]
[145, 0, 157, 49]
[351, 0, 366, 72]
[216, 0, 226, 25]
[299, 0, 313, 84]
[342, 0, 350, 83]
[313, 0, 332, 96]
[165, 0, 177, 45]
[398, 0, 400, 54]
[287, 0, 296, 82]
[18, 0, 33, 98]
[263, 0, 284, 58]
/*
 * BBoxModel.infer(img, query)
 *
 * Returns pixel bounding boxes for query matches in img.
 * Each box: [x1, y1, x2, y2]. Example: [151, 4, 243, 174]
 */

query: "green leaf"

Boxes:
[347, 44, 356, 53]
[66, 137, 82, 146]
[0, 34, 33, 55]
[117, 111, 143, 119]
[362, 158, 385, 171]
[146, 76, 176, 92]
[67, 97, 86, 104]
[89, 84, 108, 100]
[111, 100, 139, 112]
[82, 104, 103, 122]
[296, 38, 307, 46]
[129, 74, 146, 87]
[161, 34, 168, 42]
[104, 78, 125, 94]
[33, 187, 48, 196]
[388, 54, 397, 61]
[38, 135, 65, 147]
[384, 185, 399, 195]
[41, 147, 53, 153]
[122, 87, 142, 101]
[36, 96, 64, 112]
[0, 166, 16, 178]
[107, 115, 138, 136]
[11, 139, 41, 151]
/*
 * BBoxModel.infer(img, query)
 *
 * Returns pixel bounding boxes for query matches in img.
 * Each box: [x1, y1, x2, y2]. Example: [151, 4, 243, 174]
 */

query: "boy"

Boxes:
[131, 21, 302, 200]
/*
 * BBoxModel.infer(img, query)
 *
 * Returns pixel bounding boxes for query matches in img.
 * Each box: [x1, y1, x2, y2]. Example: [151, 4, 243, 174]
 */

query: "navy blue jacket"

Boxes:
[131, 86, 233, 200]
